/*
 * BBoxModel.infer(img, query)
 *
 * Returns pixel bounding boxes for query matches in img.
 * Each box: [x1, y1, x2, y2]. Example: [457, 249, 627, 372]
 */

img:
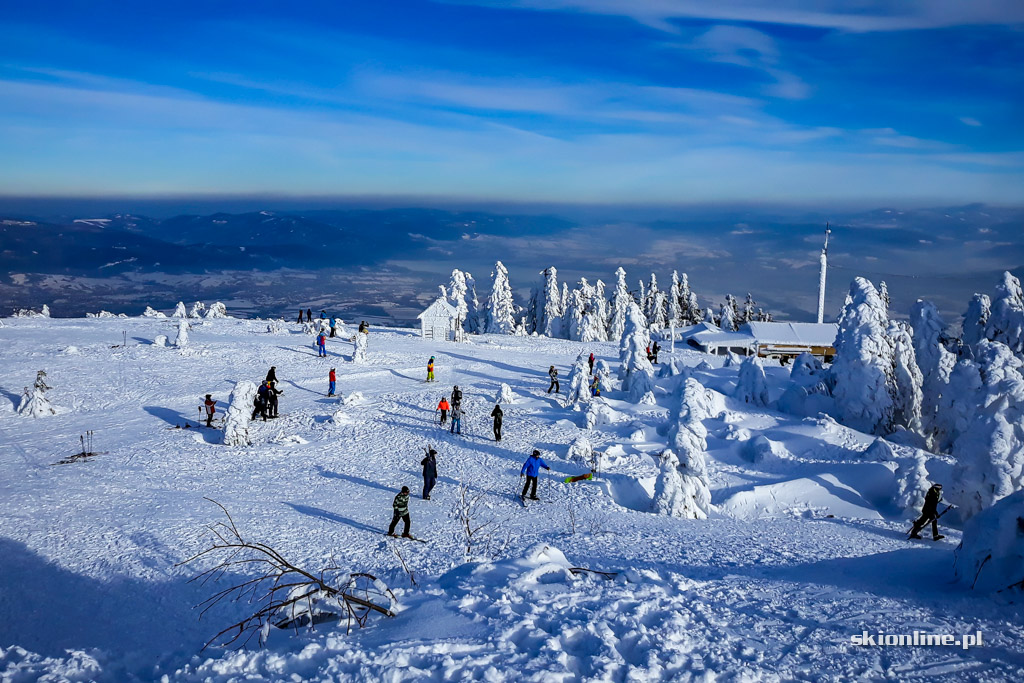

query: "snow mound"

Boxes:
[584, 400, 621, 429]
[152, 335, 167, 347]
[733, 356, 769, 406]
[862, 438, 897, 462]
[494, 382, 516, 405]
[59, 346, 80, 355]
[567, 434, 593, 465]
[204, 302, 228, 319]
[341, 391, 366, 406]
[86, 310, 117, 318]
[742, 435, 791, 465]
[142, 306, 165, 318]
[271, 432, 309, 446]
[719, 466, 893, 520]
[955, 489, 1024, 592]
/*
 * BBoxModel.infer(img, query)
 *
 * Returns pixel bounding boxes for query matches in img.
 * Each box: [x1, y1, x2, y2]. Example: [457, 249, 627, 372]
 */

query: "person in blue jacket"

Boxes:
[520, 449, 551, 500]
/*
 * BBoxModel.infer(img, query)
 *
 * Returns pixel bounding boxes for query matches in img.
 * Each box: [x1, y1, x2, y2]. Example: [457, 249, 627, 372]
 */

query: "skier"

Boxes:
[449, 404, 463, 435]
[910, 483, 945, 541]
[265, 366, 278, 385]
[437, 397, 450, 426]
[427, 356, 435, 382]
[387, 486, 413, 538]
[590, 374, 601, 397]
[421, 447, 438, 500]
[251, 392, 268, 422]
[547, 366, 560, 394]
[520, 449, 551, 501]
[588, 352, 595, 374]
[328, 368, 336, 397]
[317, 331, 327, 357]
[652, 341, 661, 364]
[297, 309, 304, 324]
[329, 317, 337, 338]
[451, 385, 463, 409]
[306, 308, 312, 322]
[203, 394, 217, 427]
[491, 404, 503, 442]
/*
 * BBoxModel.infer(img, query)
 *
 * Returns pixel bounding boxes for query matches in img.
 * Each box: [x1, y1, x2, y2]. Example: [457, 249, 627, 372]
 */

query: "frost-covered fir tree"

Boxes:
[353, 330, 368, 362]
[188, 302, 206, 318]
[651, 291, 667, 333]
[984, 271, 1024, 355]
[741, 293, 756, 325]
[954, 489, 1024, 592]
[910, 299, 955, 447]
[535, 267, 562, 337]
[668, 271, 684, 327]
[962, 293, 991, 355]
[448, 269, 471, 334]
[143, 306, 166, 318]
[563, 289, 586, 341]
[831, 277, 895, 435]
[172, 301, 187, 318]
[563, 351, 593, 407]
[222, 380, 258, 446]
[644, 274, 661, 327]
[734, 356, 769, 406]
[935, 359, 983, 452]
[718, 299, 736, 331]
[893, 453, 930, 515]
[704, 307, 715, 324]
[174, 319, 190, 348]
[608, 267, 631, 342]
[465, 272, 483, 334]
[484, 261, 516, 335]
[580, 292, 607, 343]
[879, 281, 891, 314]
[205, 302, 228, 318]
[679, 274, 696, 324]
[591, 279, 609, 341]
[887, 321, 924, 435]
[653, 378, 716, 519]
[17, 370, 56, 417]
[619, 301, 655, 403]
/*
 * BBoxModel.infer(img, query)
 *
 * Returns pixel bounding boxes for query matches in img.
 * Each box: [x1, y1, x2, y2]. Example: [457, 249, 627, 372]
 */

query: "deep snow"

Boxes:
[1, 316, 1022, 681]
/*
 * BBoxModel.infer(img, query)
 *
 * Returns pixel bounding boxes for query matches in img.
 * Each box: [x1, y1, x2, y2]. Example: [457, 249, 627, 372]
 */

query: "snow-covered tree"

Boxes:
[910, 299, 955, 447]
[888, 320, 924, 435]
[734, 356, 769, 406]
[831, 277, 894, 435]
[644, 274, 660, 327]
[205, 302, 228, 319]
[741, 293, 756, 325]
[651, 291, 667, 333]
[669, 271, 684, 327]
[984, 271, 1024, 355]
[173, 319, 190, 348]
[935, 359, 984, 452]
[955, 489, 1024, 592]
[563, 351, 593, 407]
[222, 380, 258, 446]
[143, 306, 166, 318]
[353, 330, 368, 363]
[172, 301, 187, 318]
[718, 298, 736, 332]
[562, 289, 585, 341]
[448, 269, 472, 335]
[619, 301, 655, 403]
[188, 302, 206, 318]
[17, 370, 56, 417]
[704, 307, 715, 324]
[653, 377, 716, 519]
[495, 383, 515, 405]
[892, 453, 931, 515]
[962, 293, 991, 355]
[591, 280, 609, 341]
[484, 261, 516, 335]
[465, 272, 483, 334]
[879, 281, 891, 314]
[608, 267, 631, 342]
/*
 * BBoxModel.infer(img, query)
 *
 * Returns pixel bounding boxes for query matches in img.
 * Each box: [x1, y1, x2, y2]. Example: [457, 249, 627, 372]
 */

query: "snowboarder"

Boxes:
[317, 332, 327, 357]
[491, 404, 503, 441]
[590, 374, 601, 397]
[449, 404, 463, 435]
[547, 366, 560, 394]
[421, 447, 438, 500]
[427, 356, 435, 382]
[588, 353, 595, 374]
[328, 368, 336, 397]
[203, 394, 217, 427]
[451, 385, 463, 409]
[265, 366, 278, 385]
[387, 486, 412, 537]
[520, 449, 551, 500]
[437, 397, 450, 426]
[297, 309, 304, 324]
[251, 392, 268, 422]
[306, 308, 312, 322]
[652, 341, 661, 364]
[910, 483, 945, 541]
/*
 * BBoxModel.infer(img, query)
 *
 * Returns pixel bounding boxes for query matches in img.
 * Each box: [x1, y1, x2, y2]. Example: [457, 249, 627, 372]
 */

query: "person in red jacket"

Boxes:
[437, 397, 450, 426]
[203, 394, 217, 427]
[328, 368, 336, 397]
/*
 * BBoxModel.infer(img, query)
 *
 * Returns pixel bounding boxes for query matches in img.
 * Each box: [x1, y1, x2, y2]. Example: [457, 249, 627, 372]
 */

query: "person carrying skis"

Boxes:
[328, 368, 336, 397]
[449, 404, 463, 435]
[491, 404, 503, 442]
[588, 353, 595, 373]
[520, 449, 551, 500]
[317, 331, 327, 357]
[203, 394, 217, 427]
[547, 366, 559, 394]
[427, 356, 435, 382]
[387, 486, 413, 537]
[910, 483, 945, 540]
[437, 397, 450, 426]
[451, 385, 463, 409]
[421, 447, 438, 500]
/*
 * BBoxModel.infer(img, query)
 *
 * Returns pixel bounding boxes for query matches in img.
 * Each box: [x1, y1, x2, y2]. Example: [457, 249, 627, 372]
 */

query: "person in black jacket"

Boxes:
[265, 366, 278, 384]
[297, 309, 304, 324]
[421, 447, 438, 500]
[910, 483, 945, 540]
[491, 404, 503, 441]
[547, 366, 559, 394]
[387, 486, 412, 537]
[251, 392, 267, 421]
[451, 385, 463, 409]
[306, 308, 313, 323]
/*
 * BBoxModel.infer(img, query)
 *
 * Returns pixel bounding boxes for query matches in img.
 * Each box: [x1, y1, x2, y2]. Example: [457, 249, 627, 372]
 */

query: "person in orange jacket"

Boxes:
[437, 396, 450, 426]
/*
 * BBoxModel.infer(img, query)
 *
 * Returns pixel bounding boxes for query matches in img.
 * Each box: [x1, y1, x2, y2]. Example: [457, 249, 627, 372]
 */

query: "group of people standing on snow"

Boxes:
[251, 366, 282, 421]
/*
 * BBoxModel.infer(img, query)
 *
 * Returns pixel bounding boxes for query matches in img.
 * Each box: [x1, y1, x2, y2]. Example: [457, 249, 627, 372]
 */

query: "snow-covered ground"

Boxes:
[1, 316, 1022, 681]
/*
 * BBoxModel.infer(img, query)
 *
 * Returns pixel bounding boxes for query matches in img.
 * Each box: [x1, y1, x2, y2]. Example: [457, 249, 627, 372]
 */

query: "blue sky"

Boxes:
[1, 0, 1022, 203]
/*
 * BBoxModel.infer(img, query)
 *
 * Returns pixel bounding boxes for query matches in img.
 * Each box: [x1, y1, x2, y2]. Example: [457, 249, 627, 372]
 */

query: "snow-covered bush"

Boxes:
[563, 352, 592, 407]
[353, 332, 368, 363]
[153, 334, 167, 347]
[173, 319, 190, 348]
[484, 261, 516, 334]
[954, 489, 1024, 592]
[205, 302, 228, 319]
[831, 277, 894, 435]
[742, 435, 790, 466]
[142, 306, 165, 318]
[265, 319, 286, 334]
[495, 383, 515, 405]
[657, 357, 689, 379]
[619, 301, 654, 403]
[567, 434, 593, 466]
[584, 400, 620, 429]
[188, 302, 206, 318]
[862, 437, 898, 462]
[222, 380, 258, 446]
[17, 370, 56, 417]
[722, 351, 743, 368]
[14, 305, 50, 318]
[87, 310, 117, 318]
[733, 357, 769, 406]
[651, 449, 709, 519]
[790, 353, 824, 386]
[892, 454, 930, 515]
[172, 301, 187, 318]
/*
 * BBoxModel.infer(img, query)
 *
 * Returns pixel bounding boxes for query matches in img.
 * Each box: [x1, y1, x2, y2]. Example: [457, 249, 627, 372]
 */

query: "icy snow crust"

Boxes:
[0, 316, 1022, 681]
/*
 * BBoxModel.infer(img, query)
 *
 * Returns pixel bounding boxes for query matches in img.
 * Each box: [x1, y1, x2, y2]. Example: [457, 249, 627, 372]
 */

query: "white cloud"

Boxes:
[960, 116, 983, 127]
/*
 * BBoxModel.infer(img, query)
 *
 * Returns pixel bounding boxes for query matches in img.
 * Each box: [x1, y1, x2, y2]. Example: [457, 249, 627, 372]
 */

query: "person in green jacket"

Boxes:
[387, 486, 412, 537]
